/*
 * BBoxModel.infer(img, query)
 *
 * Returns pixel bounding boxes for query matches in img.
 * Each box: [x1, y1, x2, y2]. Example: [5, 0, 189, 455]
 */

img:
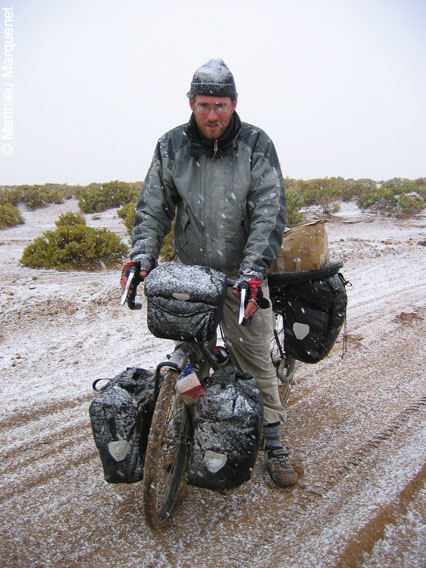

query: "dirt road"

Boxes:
[1, 201, 425, 567]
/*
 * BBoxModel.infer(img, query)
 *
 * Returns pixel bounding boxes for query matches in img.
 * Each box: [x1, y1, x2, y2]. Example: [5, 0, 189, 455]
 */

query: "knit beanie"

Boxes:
[188, 58, 237, 97]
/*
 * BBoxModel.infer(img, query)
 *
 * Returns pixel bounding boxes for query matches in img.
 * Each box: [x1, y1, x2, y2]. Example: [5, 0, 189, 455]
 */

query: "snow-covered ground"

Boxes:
[1, 199, 425, 567]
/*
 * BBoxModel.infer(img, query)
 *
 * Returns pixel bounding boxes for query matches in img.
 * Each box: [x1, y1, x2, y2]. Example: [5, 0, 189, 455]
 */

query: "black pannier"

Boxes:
[187, 367, 263, 492]
[89, 367, 157, 484]
[144, 263, 227, 343]
[268, 262, 348, 364]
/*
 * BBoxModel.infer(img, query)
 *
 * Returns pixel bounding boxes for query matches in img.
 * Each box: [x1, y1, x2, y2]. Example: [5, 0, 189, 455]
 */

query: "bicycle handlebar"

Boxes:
[120, 265, 142, 310]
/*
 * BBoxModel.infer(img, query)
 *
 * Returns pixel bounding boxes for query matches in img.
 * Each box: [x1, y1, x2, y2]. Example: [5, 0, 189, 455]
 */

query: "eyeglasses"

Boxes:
[194, 103, 231, 116]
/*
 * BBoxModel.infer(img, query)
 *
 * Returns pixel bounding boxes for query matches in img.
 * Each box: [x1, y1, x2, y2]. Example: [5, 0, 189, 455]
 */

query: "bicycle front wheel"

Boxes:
[142, 369, 189, 529]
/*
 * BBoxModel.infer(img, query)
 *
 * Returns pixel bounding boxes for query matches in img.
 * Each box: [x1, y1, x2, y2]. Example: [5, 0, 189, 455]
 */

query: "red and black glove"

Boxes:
[120, 261, 144, 309]
[233, 277, 270, 324]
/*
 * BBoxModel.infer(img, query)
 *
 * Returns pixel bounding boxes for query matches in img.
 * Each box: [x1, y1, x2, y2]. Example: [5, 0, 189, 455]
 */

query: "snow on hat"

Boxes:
[188, 58, 237, 97]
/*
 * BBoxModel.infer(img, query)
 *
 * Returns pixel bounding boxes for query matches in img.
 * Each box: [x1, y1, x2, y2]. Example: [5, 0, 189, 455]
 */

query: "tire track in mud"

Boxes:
[251, 398, 426, 568]
[0, 413, 92, 474]
[0, 393, 92, 431]
[345, 271, 425, 317]
[0, 435, 98, 504]
[334, 462, 426, 568]
[300, 395, 426, 502]
[0, 394, 97, 503]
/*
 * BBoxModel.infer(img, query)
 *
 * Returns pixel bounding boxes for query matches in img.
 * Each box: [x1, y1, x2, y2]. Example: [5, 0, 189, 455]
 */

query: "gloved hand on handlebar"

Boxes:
[120, 261, 148, 308]
[232, 276, 270, 324]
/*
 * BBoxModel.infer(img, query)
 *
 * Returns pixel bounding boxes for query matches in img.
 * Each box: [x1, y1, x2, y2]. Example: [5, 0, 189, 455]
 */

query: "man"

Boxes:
[122, 58, 298, 487]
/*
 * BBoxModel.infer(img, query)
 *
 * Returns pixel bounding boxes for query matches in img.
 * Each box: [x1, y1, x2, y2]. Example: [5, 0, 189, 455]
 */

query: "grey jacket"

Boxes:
[131, 113, 286, 280]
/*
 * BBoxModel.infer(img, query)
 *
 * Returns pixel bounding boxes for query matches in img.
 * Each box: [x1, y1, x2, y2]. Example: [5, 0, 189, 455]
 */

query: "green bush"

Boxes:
[380, 178, 420, 194]
[284, 177, 383, 205]
[17, 185, 64, 210]
[398, 193, 425, 216]
[357, 190, 397, 211]
[55, 211, 86, 227]
[78, 181, 141, 213]
[20, 224, 128, 270]
[355, 178, 426, 217]
[0, 203, 24, 229]
[0, 187, 22, 206]
[285, 190, 306, 227]
[117, 201, 137, 235]
[340, 178, 377, 201]
[303, 186, 342, 214]
[413, 178, 426, 200]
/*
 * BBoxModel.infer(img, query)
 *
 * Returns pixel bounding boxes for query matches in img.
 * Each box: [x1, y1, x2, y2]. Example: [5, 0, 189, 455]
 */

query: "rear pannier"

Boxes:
[268, 261, 348, 363]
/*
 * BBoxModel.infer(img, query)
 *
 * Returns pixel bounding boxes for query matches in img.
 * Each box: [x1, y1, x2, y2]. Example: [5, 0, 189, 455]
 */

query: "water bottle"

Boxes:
[176, 361, 205, 405]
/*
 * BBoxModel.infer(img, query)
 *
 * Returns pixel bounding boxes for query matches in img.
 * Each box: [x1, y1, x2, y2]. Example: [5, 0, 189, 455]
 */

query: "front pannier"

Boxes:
[187, 367, 263, 492]
[144, 263, 227, 343]
[89, 367, 156, 483]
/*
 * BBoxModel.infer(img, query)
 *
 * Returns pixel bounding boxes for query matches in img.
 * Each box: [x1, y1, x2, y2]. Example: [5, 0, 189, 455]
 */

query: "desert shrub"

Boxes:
[18, 185, 64, 210]
[356, 188, 425, 216]
[356, 178, 426, 217]
[78, 181, 141, 213]
[0, 187, 22, 206]
[283, 178, 302, 193]
[55, 212, 86, 227]
[340, 178, 377, 201]
[20, 224, 128, 270]
[413, 178, 426, 200]
[357, 190, 397, 211]
[0, 203, 24, 229]
[117, 201, 137, 235]
[303, 186, 342, 214]
[1, 184, 80, 206]
[286, 190, 306, 227]
[416, 186, 426, 200]
[380, 178, 419, 194]
[284, 177, 386, 205]
[398, 193, 425, 216]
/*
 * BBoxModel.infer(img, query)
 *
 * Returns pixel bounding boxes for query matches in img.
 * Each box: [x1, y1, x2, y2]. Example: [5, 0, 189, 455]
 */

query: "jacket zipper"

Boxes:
[213, 140, 218, 158]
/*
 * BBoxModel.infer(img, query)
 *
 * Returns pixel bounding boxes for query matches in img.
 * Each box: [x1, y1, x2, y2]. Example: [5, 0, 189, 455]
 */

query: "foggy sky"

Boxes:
[1, 0, 425, 185]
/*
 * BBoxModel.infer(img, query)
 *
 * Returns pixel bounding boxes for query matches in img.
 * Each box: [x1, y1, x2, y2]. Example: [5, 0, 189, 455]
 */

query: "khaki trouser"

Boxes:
[220, 284, 286, 425]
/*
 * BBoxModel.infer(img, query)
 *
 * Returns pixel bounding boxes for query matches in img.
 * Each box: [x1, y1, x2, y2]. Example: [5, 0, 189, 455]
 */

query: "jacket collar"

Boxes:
[186, 112, 241, 158]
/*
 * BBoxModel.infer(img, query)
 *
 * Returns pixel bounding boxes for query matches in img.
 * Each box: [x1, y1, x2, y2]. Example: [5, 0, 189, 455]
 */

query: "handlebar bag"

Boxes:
[144, 262, 227, 343]
[89, 367, 156, 483]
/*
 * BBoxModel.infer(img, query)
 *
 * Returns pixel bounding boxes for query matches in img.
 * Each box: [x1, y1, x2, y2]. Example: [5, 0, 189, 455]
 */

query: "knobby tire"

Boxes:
[142, 369, 189, 529]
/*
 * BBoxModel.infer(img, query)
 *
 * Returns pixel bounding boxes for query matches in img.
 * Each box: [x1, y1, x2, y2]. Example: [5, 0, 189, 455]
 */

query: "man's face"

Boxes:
[190, 95, 237, 139]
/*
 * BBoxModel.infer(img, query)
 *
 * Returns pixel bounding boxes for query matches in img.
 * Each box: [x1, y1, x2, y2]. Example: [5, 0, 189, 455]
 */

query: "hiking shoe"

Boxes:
[264, 447, 298, 487]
